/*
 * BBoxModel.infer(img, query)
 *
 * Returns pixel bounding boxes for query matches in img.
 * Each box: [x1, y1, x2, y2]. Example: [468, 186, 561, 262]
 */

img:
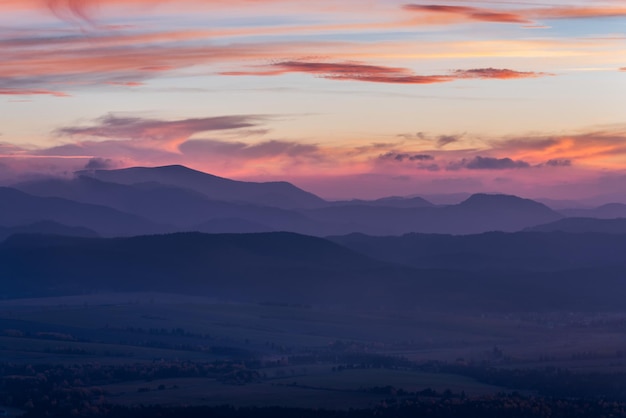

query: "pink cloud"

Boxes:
[0, 89, 69, 97]
[404, 4, 626, 25]
[56, 114, 267, 151]
[453, 68, 549, 79]
[223, 61, 549, 85]
[403, 5, 530, 24]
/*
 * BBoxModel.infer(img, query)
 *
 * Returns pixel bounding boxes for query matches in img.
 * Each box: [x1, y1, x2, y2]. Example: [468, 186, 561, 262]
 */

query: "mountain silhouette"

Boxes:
[15, 176, 325, 233]
[330, 196, 434, 208]
[330, 231, 626, 271]
[304, 193, 562, 235]
[0, 220, 98, 242]
[9, 168, 565, 236]
[77, 165, 326, 209]
[560, 203, 626, 219]
[0, 187, 166, 236]
[526, 217, 626, 234]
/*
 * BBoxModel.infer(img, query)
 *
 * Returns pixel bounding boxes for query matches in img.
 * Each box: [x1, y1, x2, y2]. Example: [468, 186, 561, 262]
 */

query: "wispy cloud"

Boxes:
[56, 114, 267, 151]
[461, 156, 531, 170]
[453, 68, 549, 79]
[0, 89, 70, 97]
[223, 61, 549, 85]
[403, 3, 626, 26]
[378, 152, 435, 162]
[404, 5, 531, 24]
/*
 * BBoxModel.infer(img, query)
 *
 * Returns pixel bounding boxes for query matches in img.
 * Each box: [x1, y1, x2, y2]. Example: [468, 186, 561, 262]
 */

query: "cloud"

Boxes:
[223, 61, 549, 85]
[466, 156, 531, 170]
[620, 67, 626, 71]
[544, 158, 572, 167]
[378, 152, 434, 162]
[449, 156, 531, 170]
[403, 5, 530, 24]
[56, 114, 266, 150]
[453, 68, 549, 80]
[83, 157, 120, 170]
[437, 135, 460, 147]
[0, 89, 70, 97]
[223, 61, 452, 84]
[403, 4, 626, 26]
[46, 0, 95, 24]
[179, 139, 320, 159]
[417, 163, 440, 171]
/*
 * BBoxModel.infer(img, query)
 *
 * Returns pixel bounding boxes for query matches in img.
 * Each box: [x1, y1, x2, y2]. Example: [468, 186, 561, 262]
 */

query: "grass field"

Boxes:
[2, 293, 626, 409]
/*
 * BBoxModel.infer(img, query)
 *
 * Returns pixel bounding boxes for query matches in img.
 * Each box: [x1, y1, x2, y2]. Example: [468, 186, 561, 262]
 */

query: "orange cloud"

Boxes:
[403, 5, 530, 24]
[223, 61, 549, 84]
[403, 4, 626, 26]
[453, 68, 549, 79]
[0, 89, 69, 97]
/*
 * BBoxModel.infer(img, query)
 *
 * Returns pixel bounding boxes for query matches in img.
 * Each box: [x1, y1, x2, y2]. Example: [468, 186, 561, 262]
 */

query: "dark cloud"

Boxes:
[84, 157, 120, 170]
[466, 156, 531, 170]
[379, 152, 434, 162]
[437, 135, 459, 147]
[448, 156, 531, 170]
[417, 163, 440, 171]
[544, 158, 572, 167]
[396, 132, 427, 141]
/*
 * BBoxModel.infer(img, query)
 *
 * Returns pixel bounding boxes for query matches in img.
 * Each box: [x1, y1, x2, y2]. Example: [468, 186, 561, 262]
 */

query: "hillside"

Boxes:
[2, 232, 626, 312]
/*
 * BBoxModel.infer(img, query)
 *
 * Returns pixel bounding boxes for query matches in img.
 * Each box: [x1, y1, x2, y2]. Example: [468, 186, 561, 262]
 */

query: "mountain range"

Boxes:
[8, 164, 609, 237]
[3, 165, 626, 312]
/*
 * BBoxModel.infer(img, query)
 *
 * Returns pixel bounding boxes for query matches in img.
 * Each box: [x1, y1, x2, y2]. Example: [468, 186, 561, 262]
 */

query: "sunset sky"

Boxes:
[1, 0, 625, 199]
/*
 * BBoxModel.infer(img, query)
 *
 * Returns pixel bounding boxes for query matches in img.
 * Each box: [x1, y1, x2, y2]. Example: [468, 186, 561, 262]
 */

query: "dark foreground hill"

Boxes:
[1, 232, 625, 312]
[329, 231, 626, 271]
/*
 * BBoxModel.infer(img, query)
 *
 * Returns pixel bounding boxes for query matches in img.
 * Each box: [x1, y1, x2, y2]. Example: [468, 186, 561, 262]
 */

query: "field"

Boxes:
[1, 293, 626, 413]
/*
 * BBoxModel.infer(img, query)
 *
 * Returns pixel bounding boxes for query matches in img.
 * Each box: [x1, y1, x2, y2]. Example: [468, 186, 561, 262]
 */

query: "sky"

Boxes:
[0, 0, 625, 200]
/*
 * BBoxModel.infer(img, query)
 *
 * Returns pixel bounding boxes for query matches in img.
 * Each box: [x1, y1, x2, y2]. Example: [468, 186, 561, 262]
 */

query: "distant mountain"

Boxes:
[304, 193, 562, 235]
[2, 232, 625, 312]
[330, 231, 626, 272]
[77, 165, 326, 209]
[534, 198, 591, 210]
[526, 217, 626, 234]
[0, 187, 166, 237]
[330, 196, 434, 208]
[0, 220, 98, 242]
[195, 218, 274, 234]
[15, 176, 326, 233]
[10, 170, 563, 235]
[560, 203, 626, 219]
[441, 194, 562, 234]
